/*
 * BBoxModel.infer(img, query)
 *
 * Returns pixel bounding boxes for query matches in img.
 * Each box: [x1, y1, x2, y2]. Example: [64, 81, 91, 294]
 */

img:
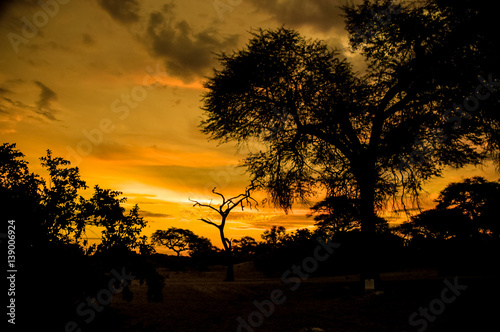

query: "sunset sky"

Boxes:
[1, 0, 498, 253]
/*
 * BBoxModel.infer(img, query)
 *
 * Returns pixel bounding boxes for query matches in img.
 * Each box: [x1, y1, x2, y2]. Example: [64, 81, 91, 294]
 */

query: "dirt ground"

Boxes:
[89, 263, 498, 332]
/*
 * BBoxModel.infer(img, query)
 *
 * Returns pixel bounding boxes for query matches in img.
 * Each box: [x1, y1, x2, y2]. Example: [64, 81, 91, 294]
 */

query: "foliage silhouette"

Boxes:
[200, 2, 500, 281]
[0, 143, 164, 329]
[261, 225, 288, 249]
[151, 227, 214, 256]
[309, 196, 362, 235]
[397, 177, 500, 244]
[83, 185, 148, 253]
[232, 236, 258, 260]
[436, 176, 500, 238]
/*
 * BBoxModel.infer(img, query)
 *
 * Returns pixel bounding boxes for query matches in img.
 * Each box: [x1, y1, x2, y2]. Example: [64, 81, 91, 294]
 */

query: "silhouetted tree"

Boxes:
[397, 208, 474, 243]
[83, 185, 148, 253]
[309, 196, 362, 236]
[261, 225, 288, 249]
[188, 234, 215, 256]
[395, 177, 500, 244]
[190, 186, 257, 281]
[1, 143, 43, 247]
[200, 1, 500, 282]
[1, 144, 164, 328]
[435, 177, 500, 238]
[232, 236, 257, 260]
[40, 150, 88, 243]
[151, 227, 197, 256]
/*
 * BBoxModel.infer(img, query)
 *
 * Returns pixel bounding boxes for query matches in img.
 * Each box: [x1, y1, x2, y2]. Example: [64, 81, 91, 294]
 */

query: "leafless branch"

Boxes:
[200, 217, 220, 228]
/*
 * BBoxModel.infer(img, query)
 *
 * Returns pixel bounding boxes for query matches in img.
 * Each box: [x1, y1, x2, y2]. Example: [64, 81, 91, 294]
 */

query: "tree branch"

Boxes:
[200, 217, 220, 228]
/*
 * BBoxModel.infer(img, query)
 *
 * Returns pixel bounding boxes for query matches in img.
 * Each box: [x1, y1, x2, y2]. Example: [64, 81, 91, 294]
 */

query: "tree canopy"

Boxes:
[397, 177, 500, 242]
[201, 1, 500, 236]
[151, 227, 210, 256]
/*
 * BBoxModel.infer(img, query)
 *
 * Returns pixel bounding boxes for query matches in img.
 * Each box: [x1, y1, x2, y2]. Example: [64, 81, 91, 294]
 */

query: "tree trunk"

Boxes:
[219, 223, 235, 282]
[356, 163, 380, 291]
[225, 252, 235, 282]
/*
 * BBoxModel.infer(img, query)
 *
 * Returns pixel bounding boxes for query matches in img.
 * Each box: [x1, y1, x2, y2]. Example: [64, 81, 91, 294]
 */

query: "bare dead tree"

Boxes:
[189, 184, 257, 281]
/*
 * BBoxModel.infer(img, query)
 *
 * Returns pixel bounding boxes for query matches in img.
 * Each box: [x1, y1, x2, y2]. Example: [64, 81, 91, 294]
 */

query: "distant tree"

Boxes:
[395, 177, 500, 243]
[188, 234, 215, 256]
[261, 225, 288, 249]
[397, 208, 474, 243]
[84, 185, 148, 252]
[232, 236, 257, 259]
[190, 185, 257, 281]
[435, 177, 500, 238]
[151, 227, 197, 256]
[137, 235, 156, 256]
[284, 228, 315, 248]
[309, 196, 362, 235]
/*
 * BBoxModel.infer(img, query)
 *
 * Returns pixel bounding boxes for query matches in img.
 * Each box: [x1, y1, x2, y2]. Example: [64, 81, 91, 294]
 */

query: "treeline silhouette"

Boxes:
[2, 143, 499, 329]
[154, 177, 500, 278]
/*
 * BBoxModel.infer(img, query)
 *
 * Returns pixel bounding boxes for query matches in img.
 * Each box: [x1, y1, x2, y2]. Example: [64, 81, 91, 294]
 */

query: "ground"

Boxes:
[89, 263, 498, 332]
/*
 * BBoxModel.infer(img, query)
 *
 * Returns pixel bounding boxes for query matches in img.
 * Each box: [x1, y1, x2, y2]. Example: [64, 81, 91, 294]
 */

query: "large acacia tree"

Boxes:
[200, 1, 499, 278]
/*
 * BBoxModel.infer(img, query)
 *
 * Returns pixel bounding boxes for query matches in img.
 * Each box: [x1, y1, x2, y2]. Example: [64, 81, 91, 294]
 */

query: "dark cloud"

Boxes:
[249, 0, 349, 32]
[0, 0, 38, 19]
[34, 81, 57, 121]
[139, 210, 173, 219]
[1, 95, 52, 122]
[145, 8, 239, 83]
[96, 0, 140, 24]
[0, 87, 11, 95]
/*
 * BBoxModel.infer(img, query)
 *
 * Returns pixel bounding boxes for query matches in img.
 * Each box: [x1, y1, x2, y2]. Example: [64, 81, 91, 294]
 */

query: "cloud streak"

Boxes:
[139, 210, 173, 219]
[34, 81, 57, 121]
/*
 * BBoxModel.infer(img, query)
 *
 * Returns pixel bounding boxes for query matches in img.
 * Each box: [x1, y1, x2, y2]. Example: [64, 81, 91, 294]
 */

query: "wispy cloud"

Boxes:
[139, 210, 173, 219]
[0, 87, 11, 95]
[33, 81, 57, 121]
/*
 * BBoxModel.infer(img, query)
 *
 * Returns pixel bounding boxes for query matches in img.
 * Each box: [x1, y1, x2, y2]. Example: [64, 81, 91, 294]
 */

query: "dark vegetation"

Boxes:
[3, 0, 500, 330]
[200, 0, 500, 282]
[2, 143, 499, 329]
[1, 143, 163, 330]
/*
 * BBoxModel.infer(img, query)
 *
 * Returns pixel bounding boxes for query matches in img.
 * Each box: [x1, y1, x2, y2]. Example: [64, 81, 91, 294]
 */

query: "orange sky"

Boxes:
[1, 0, 498, 254]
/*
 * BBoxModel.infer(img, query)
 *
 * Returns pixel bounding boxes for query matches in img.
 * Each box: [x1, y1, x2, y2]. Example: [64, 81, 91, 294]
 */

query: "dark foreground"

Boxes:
[85, 265, 498, 332]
